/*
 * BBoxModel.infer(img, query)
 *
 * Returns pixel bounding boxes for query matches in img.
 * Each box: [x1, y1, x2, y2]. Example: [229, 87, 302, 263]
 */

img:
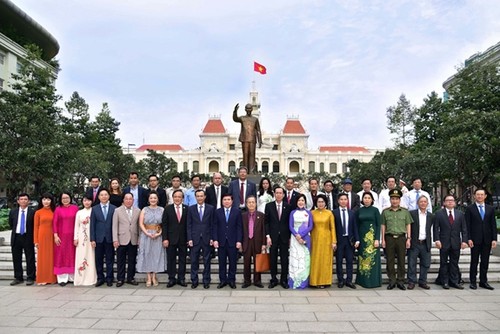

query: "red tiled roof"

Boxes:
[202, 119, 225, 133]
[283, 119, 306, 134]
[319, 146, 369, 153]
[136, 144, 183, 152]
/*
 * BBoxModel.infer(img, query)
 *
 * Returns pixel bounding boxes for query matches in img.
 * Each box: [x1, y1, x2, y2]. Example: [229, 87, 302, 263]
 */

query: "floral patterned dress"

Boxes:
[355, 205, 381, 288]
[73, 207, 97, 286]
[288, 208, 313, 289]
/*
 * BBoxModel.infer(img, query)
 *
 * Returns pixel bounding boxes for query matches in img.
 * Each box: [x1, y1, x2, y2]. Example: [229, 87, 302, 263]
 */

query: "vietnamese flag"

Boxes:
[254, 61, 267, 75]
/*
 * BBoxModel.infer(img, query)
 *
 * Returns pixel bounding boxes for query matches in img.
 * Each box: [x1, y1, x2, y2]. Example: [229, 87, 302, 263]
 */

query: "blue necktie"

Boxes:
[199, 206, 203, 220]
[225, 209, 230, 223]
[342, 209, 347, 236]
[415, 191, 420, 203]
[20, 210, 26, 235]
[479, 205, 485, 220]
[102, 205, 108, 220]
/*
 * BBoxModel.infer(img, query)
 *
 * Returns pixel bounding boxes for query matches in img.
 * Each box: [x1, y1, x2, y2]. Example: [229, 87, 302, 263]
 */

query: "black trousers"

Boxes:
[336, 237, 354, 283]
[167, 242, 187, 281]
[219, 242, 238, 283]
[116, 242, 137, 282]
[95, 242, 114, 282]
[439, 246, 460, 285]
[470, 242, 492, 284]
[11, 234, 36, 281]
[190, 241, 211, 284]
[270, 237, 289, 284]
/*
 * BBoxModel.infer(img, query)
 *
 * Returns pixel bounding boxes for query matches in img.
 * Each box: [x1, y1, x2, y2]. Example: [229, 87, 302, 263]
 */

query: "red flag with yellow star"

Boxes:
[254, 61, 267, 75]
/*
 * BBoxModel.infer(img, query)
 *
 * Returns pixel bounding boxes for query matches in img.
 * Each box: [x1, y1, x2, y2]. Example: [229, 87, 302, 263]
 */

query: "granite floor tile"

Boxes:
[156, 319, 223, 332]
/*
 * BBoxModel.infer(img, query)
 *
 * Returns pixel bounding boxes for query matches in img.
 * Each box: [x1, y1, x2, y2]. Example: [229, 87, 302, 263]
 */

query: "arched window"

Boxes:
[272, 161, 280, 173]
[262, 161, 269, 174]
[320, 162, 324, 173]
[208, 160, 219, 173]
[183, 162, 188, 172]
[329, 162, 337, 174]
[228, 161, 236, 174]
[289, 161, 299, 173]
[308, 161, 315, 173]
[193, 160, 199, 173]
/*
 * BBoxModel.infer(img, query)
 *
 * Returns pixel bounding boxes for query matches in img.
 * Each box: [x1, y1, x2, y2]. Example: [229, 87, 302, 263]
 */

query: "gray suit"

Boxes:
[112, 205, 140, 282]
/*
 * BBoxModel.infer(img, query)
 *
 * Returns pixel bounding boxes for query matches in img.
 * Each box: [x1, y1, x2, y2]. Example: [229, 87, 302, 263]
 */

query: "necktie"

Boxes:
[277, 204, 281, 220]
[448, 210, 454, 225]
[479, 205, 485, 220]
[176, 205, 181, 222]
[287, 191, 291, 203]
[103, 205, 108, 220]
[225, 209, 230, 223]
[249, 213, 254, 239]
[93, 188, 97, 202]
[342, 208, 347, 235]
[127, 208, 132, 219]
[240, 182, 245, 205]
[199, 205, 203, 220]
[20, 210, 26, 235]
[416, 191, 420, 203]
[216, 187, 220, 208]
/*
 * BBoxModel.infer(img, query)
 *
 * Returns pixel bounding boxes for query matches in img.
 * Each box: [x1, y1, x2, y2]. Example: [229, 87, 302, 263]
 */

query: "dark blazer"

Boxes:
[345, 192, 360, 211]
[90, 203, 116, 243]
[147, 188, 167, 208]
[433, 208, 467, 250]
[213, 207, 243, 247]
[242, 211, 265, 253]
[284, 190, 300, 211]
[162, 203, 188, 245]
[228, 179, 257, 208]
[466, 203, 497, 245]
[187, 203, 215, 246]
[333, 207, 359, 245]
[85, 186, 104, 206]
[409, 209, 434, 251]
[205, 184, 229, 208]
[9, 207, 35, 245]
[264, 201, 291, 244]
[123, 186, 148, 209]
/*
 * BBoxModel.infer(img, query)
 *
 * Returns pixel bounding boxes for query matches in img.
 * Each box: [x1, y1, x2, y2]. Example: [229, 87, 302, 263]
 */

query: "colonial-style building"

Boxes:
[130, 90, 382, 176]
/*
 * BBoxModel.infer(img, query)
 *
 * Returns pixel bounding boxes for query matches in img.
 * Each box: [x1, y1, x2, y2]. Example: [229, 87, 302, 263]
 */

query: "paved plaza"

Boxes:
[0, 280, 499, 333]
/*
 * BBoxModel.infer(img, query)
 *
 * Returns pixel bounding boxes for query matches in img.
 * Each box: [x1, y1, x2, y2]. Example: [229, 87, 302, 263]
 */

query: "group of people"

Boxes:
[8, 170, 497, 291]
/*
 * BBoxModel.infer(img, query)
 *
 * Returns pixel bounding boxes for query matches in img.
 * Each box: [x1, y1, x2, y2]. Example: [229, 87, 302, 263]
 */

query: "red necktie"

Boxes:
[448, 210, 454, 225]
[93, 188, 97, 202]
[287, 191, 291, 203]
[176, 205, 181, 222]
[240, 182, 244, 205]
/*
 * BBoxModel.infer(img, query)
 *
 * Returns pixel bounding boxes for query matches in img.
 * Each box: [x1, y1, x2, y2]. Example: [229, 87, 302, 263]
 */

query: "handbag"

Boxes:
[255, 252, 270, 272]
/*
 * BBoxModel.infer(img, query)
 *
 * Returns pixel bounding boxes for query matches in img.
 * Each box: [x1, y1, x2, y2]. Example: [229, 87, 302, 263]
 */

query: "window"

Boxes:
[208, 160, 219, 173]
[342, 163, 348, 174]
[16, 61, 23, 73]
[0, 78, 3, 92]
[228, 161, 236, 173]
[262, 161, 269, 173]
[193, 161, 199, 173]
[329, 163, 337, 174]
[272, 161, 280, 173]
[289, 161, 299, 173]
[320, 162, 324, 173]
[308, 161, 315, 173]
[229, 144, 235, 150]
[0, 52, 5, 65]
[272, 144, 279, 150]
[183, 162, 188, 172]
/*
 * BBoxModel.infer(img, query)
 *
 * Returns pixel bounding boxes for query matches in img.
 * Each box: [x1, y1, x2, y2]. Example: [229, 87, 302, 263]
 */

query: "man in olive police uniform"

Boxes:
[381, 189, 413, 290]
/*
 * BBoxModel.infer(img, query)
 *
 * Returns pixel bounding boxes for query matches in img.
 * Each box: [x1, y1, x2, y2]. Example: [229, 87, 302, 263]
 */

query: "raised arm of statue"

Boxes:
[233, 103, 241, 123]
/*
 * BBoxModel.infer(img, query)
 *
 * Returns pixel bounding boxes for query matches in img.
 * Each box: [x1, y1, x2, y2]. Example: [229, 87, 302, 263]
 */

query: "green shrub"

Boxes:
[0, 209, 10, 232]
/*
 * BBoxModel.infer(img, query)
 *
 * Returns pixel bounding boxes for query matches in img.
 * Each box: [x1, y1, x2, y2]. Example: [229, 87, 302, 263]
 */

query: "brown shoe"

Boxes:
[407, 282, 415, 290]
[418, 283, 430, 290]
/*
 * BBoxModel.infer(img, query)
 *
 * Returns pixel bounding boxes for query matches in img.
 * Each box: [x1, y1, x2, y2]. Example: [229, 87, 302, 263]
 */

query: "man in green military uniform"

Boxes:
[381, 189, 413, 290]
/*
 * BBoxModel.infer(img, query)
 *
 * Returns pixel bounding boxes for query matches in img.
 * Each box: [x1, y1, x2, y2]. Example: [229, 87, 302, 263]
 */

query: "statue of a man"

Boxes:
[233, 103, 262, 174]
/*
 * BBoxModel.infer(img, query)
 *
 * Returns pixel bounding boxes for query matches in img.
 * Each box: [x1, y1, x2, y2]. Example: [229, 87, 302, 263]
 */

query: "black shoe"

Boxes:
[387, 283, 395, 290]
[280, 282, 289, 289]
[10, 279, 23, 286]
[479, 282, 494, 290]
[450, 283, 464, 290]
[167, 281, 176, 288]
[337, 282, 344, 288]
[191, 283, 198, 289]
[203, 283, 210, 289]
[127, 279, 139, 286]
[95, 280, 105, 287]
[254, 283, 264, 288]
[407, 283, 415, 290]
[442, 284, 450, 289]
[177, 280, 187, 287]
[107, 281, 113, 287]
[397, 283, 406, 290]
[217, 282, 227, 289]
[469, 283, 477, 290]
[345, 282, 356, 289]
[116, 281, 124, 287]
[59, 282, 67, 287]
[242, 282, 251, 289]
[229, 282, 236, 289]
[26, 279, 34, 286]
[418, 283, 430, 290]
[268, 281, 278, 289]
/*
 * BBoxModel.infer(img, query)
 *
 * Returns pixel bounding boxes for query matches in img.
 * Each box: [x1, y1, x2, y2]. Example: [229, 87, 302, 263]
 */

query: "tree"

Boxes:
[136, 149, 178, 187]
[386, 94, 416, 147]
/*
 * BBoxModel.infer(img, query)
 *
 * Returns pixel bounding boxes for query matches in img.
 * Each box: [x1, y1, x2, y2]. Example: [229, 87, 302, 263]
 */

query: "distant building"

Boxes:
[129, 90, 382, 176]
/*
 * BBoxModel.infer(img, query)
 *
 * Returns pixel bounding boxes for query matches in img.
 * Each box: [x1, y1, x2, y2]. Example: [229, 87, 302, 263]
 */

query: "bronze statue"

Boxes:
[233, 103, 262, 174]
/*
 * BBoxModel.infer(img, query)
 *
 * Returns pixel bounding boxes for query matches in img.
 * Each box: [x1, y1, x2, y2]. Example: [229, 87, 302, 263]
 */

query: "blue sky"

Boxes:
[14, 0, 500, 150]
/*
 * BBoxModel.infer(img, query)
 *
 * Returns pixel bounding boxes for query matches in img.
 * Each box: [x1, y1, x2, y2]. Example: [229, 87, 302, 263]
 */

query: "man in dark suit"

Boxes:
[284, 177, 300, 211]
[8, 193, 36, 286]
[85, 175, 103, 206]
[433, 194, 468, 289]
[147, 174, 167, 208]
[162, 189, 188, 288]
[123, 171, 148, 209]
[333, 193, 360, 288]
[323, 180, 338, 210]
[205, 172, 228, 210]
[90, 189, 117, 287]
[408, 196, 433, 290]
[341, 178, 360, 211]
[466, 188, 497, 290]
[265, 186, 291, 289]
[213, 194, 242, 289]
[241, 196, 266, 288]
[228, 166, 257, 210]
[187, 189, 215, 289]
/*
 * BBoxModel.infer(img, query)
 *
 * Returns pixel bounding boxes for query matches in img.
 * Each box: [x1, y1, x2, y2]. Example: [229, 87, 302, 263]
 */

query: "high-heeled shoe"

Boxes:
[153, 275, 158, 287]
